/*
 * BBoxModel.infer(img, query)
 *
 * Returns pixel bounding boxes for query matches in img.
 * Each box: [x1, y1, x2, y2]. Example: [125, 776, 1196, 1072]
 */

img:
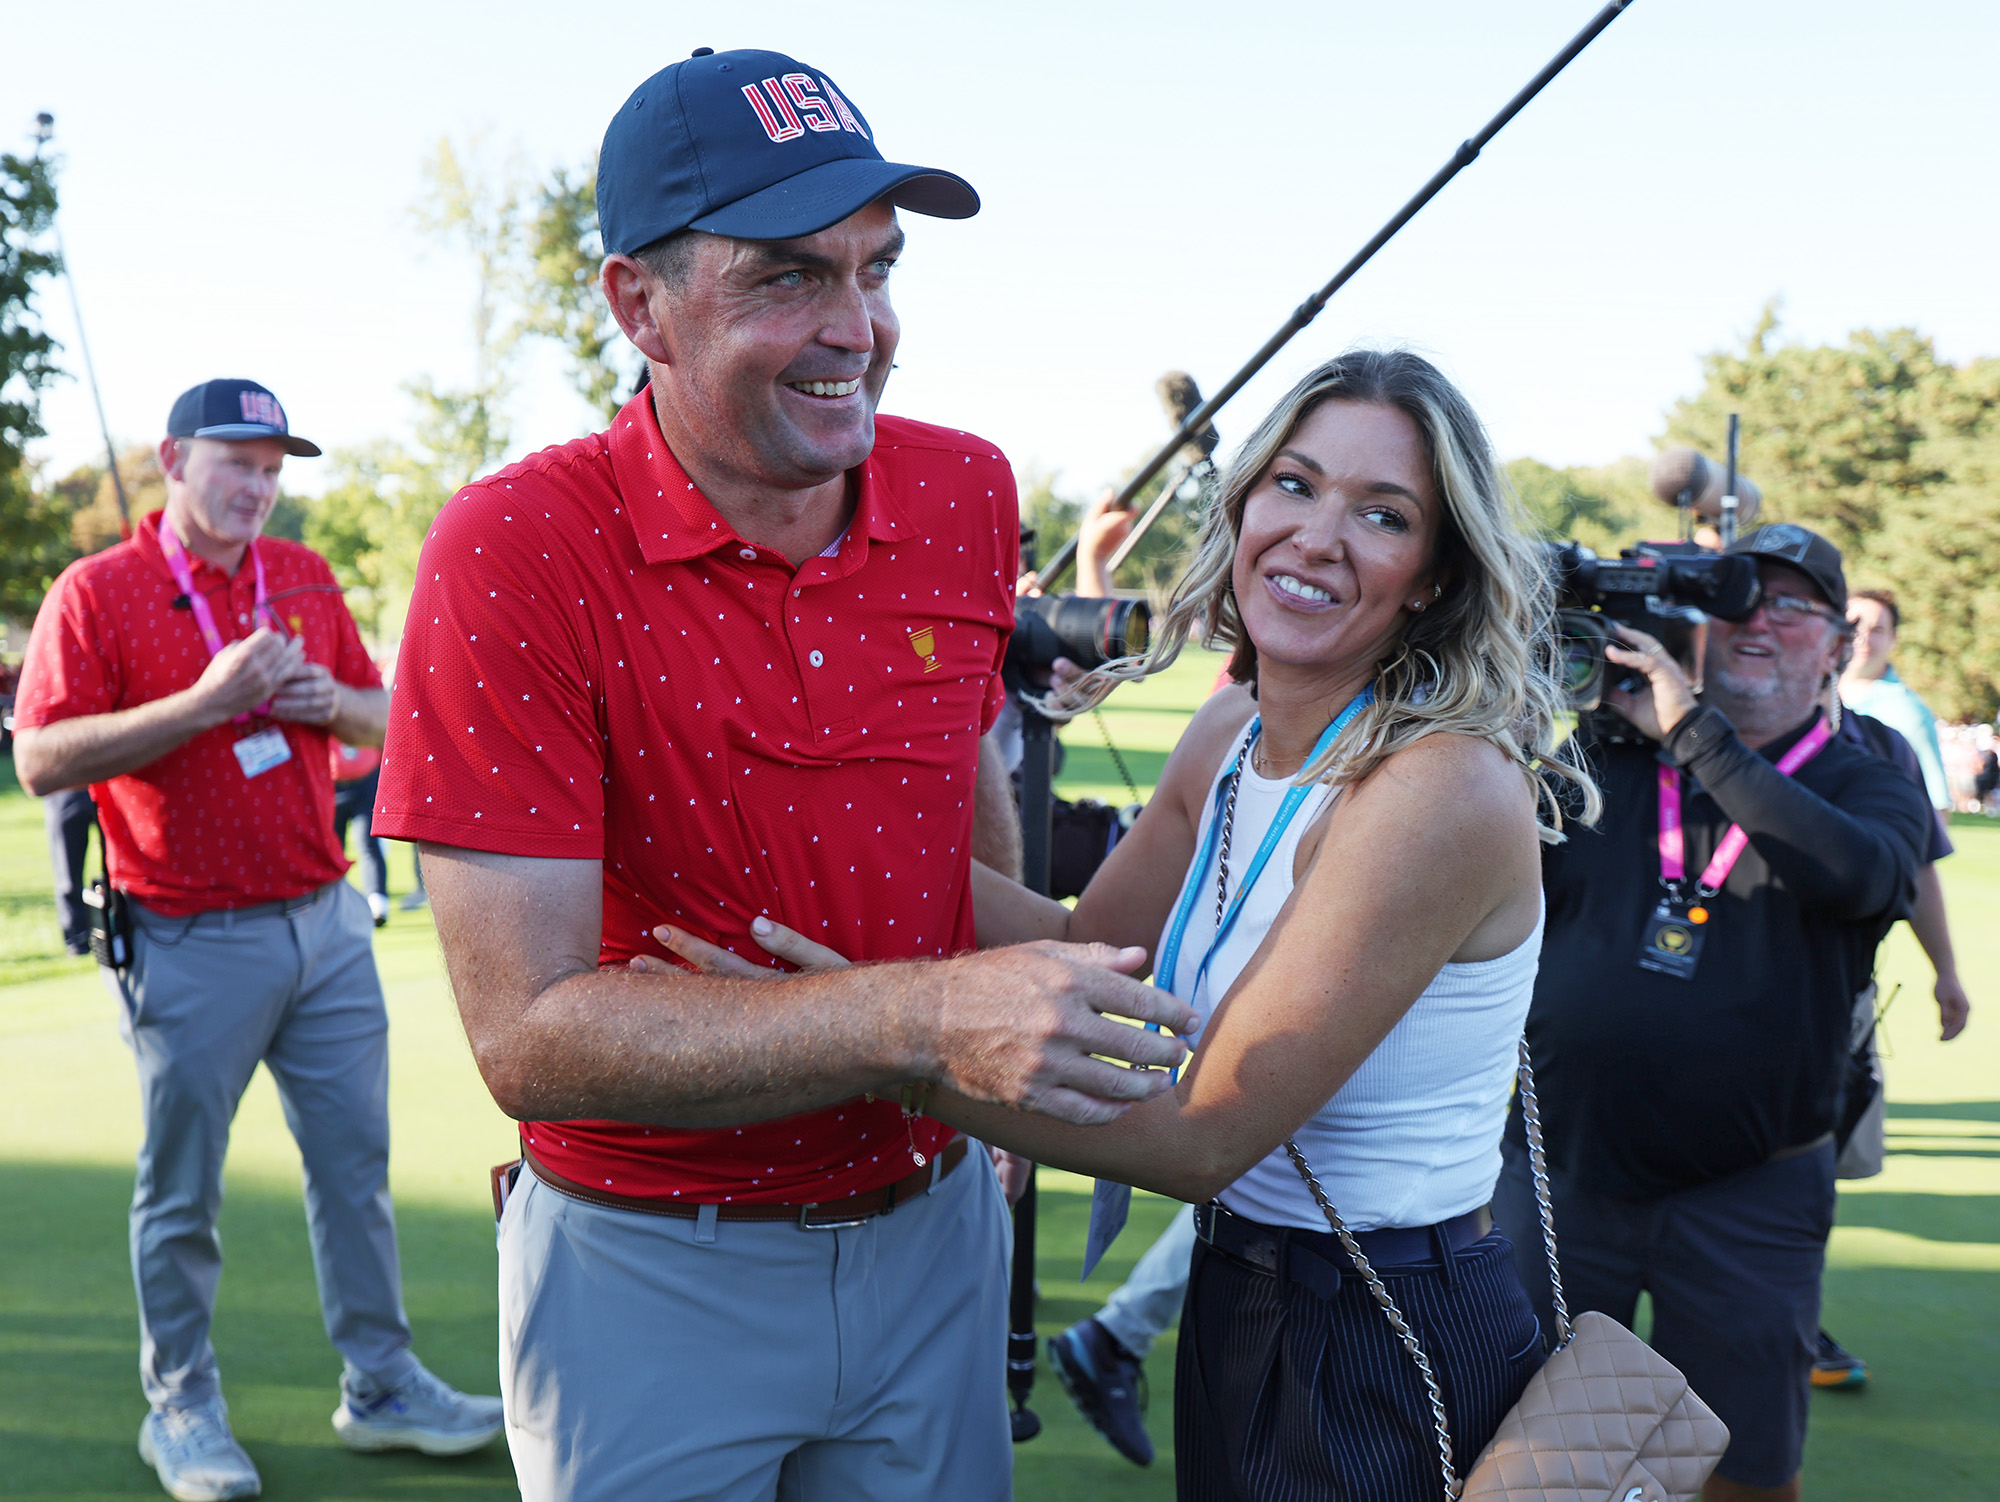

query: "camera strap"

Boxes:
[1643, 712, 1832, 978]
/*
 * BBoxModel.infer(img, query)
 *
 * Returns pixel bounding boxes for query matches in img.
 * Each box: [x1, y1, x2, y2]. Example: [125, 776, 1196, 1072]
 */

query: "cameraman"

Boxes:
[1493, 525, 1932, 1502]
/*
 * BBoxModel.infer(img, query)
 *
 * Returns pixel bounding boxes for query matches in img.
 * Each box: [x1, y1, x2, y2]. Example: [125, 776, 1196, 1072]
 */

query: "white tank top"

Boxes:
[1162, 739, 1543, 1232]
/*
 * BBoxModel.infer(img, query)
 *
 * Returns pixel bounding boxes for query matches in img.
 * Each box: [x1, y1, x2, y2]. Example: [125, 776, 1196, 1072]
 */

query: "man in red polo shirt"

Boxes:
[373, 49, 1193, 1502]
[14, 379, 504, 1502]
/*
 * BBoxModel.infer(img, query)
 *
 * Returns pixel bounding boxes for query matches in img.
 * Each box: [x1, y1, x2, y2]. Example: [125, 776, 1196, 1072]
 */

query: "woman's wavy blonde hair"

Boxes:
[1042, 349, 1600, 840]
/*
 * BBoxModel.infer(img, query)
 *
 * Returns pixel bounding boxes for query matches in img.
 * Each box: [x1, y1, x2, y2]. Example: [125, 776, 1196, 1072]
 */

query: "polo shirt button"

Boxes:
[809, 650, 825, 667]
[238, 612, 250, 625]
[738, 547, 756, 560]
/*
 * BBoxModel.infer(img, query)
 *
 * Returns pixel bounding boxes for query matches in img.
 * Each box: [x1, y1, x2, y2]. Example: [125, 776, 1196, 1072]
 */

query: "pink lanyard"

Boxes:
[158, 521, 272, 722]
[1657, 715, 1834, 896]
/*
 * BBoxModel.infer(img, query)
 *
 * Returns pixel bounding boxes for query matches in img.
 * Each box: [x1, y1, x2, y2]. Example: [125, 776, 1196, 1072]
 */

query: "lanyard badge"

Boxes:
[1641, 715, 1834, 980]
[158, 521, 291, 777]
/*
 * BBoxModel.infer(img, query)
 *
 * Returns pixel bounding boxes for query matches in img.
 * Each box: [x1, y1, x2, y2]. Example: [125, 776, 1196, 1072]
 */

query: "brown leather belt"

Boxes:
[521, 1134, 970, 1229]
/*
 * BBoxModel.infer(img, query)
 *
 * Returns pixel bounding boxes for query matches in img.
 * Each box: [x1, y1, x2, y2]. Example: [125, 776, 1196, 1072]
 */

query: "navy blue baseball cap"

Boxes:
[167, 378, 320, 458]
[597, 48, 980, 255]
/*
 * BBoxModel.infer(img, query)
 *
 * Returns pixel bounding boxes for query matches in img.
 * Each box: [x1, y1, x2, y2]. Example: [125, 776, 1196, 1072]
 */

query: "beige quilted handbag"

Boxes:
[1283, 1041, 1730, 1501]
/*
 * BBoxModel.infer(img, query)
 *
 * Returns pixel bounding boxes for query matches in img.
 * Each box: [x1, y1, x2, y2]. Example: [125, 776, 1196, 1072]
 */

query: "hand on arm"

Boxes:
[937, 735, 1541, 1201]
[429, 847, 1198, 1130]
[14, 628, 304, 794]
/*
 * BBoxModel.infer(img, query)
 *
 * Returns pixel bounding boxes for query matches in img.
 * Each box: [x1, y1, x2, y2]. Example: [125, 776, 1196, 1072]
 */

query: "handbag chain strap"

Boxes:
[1284, 1044, 1572, 1502]
[1206, 732, 1572, 1499]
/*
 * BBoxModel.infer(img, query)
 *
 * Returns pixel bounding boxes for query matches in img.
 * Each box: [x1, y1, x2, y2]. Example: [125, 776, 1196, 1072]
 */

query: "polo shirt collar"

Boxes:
[133, 508, 232, 589]
[610, 389, 914, 571]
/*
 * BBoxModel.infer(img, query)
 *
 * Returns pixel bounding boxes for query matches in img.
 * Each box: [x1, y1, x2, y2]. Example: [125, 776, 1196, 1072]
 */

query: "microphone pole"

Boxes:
[32, 113, 131, 542]
[1036, 0, 1638, 591]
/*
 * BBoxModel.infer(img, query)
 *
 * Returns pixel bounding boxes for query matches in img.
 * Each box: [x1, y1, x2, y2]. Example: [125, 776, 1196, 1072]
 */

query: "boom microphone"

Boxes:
[1030, 0, 1639, 591]
[1156, 371, 1220, 461]
[1102, 373, 1222, 577]
[1649, 447, 1762, 525]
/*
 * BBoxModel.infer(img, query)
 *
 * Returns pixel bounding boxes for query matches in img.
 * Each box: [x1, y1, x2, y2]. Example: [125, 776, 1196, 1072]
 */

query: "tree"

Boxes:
[1505, 456, 1652, 554]
[1662, 308, 2000, 721]
[0, 141, 69, 622]
[523, 162, 635, 422]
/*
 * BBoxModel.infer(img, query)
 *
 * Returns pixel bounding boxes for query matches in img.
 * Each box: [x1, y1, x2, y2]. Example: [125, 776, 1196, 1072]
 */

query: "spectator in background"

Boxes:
[11, 378, 502, 1502]
[1841, 589, 1949, 811]
[1815, 660, 1971, 1391]
[331, 735, 388, 925]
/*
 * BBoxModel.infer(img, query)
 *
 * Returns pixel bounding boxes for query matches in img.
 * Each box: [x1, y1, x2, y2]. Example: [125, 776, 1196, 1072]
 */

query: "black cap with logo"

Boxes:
[167, 378, 321, 458]
[1725, 523, 1846, 611]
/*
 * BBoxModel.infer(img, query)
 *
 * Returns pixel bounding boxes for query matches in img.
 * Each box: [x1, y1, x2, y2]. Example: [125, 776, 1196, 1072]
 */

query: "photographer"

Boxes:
[1494, 524, 1933, 1502]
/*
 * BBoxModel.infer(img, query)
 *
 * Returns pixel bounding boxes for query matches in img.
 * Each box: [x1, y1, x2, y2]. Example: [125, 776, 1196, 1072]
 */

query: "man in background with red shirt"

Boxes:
[14, 379, 503, 1502]
[374, 49, 1193, 1502]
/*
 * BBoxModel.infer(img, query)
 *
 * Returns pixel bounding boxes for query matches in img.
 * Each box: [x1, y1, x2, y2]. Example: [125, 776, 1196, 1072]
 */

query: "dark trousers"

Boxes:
[1176, 1227, 1543, 1501]
[332, 770, 386, 898]
[1491, 1137, 1835, 1489]
[44, 786, 98, 952]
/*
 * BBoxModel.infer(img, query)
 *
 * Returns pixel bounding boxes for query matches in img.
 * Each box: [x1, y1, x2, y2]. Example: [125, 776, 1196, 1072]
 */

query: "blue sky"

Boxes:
[8, 0, 1997, 501]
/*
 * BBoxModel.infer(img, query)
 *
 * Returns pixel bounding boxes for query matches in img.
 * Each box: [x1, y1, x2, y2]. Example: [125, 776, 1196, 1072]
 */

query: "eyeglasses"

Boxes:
[1756, 594, 1844, 628]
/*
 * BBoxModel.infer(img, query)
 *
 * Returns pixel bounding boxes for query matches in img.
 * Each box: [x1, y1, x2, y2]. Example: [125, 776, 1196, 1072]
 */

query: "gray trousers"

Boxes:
[111, 880, 414, 1410]
[1096, 1201, 1197, 1360]
[499, 1145, 1013, 1502]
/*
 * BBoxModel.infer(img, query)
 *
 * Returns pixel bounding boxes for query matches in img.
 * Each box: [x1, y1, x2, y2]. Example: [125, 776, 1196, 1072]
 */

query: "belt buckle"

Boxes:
[795, 1202, 871, 1231]
[1193, 1202, 1216, 1243]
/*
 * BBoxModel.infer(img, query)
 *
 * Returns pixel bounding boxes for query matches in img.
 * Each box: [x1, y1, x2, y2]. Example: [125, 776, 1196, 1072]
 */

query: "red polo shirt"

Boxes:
[16, 511, 380, 914]
[374, 392, 1018, 1204]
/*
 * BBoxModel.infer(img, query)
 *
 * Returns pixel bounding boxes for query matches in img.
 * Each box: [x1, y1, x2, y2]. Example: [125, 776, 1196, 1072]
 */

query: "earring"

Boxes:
[1409, 599, 1428, 613]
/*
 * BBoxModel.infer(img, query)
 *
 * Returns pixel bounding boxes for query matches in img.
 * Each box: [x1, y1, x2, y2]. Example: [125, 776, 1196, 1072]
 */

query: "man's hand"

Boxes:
[1604, 622, 1699, 741]
[657, 917, 1198, 1127]
[267, 661, 341, 726]
[1936, 972, 1971, 1041]
[990, 1148, 1033, 1204]
[1075, 486, 1133, 599]
[191, 627, 304, 725]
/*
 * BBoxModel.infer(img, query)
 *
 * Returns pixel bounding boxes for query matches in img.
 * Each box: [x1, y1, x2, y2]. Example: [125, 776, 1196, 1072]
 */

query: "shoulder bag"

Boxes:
[1284, 1041, 1731, 1502]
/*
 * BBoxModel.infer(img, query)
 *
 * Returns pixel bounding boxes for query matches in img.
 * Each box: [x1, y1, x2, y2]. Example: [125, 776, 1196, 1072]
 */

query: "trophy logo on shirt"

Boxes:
[908, 626, 941, 673]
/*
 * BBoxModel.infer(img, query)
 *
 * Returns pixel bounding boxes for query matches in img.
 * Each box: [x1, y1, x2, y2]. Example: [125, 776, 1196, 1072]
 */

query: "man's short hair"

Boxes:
[633, 228, 701, 291]
[1852, 588, 1899, 631]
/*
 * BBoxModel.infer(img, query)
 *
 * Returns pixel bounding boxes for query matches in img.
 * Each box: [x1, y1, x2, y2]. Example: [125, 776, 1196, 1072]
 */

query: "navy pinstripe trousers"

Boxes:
[1176, 1228, 1544, 1501]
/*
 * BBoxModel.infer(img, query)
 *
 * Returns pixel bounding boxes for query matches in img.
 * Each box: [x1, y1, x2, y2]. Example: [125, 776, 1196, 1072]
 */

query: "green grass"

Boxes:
[3, 660, 1995, 1499]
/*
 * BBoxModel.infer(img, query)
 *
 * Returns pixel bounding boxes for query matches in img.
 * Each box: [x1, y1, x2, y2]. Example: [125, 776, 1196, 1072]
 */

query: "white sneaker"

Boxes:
[138, 1398, 261, 1501]
[366, 892, 390, 927]
[332, 1360, 504, 1456]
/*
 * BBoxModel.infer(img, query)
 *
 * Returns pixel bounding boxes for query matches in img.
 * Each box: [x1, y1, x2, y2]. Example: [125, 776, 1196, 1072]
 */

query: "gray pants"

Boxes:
[111, 881, 414, 1410]
[1096, 1202, 1197, 1360]
[499, 1146, 1013, 1502]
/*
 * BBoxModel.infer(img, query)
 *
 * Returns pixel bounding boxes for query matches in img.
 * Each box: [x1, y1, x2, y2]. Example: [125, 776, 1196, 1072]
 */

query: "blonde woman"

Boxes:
[664, 350, 1595, 1499]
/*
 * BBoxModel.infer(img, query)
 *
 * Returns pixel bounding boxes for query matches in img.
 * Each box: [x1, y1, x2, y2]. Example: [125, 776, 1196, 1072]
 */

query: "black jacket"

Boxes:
[1517, 705, 1934, 1199]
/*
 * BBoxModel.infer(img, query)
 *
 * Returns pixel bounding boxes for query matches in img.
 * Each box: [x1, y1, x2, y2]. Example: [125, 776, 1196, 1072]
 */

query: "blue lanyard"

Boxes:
[1082, 688, 1373, 1279]
[1152, 688, 1375, 1050]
